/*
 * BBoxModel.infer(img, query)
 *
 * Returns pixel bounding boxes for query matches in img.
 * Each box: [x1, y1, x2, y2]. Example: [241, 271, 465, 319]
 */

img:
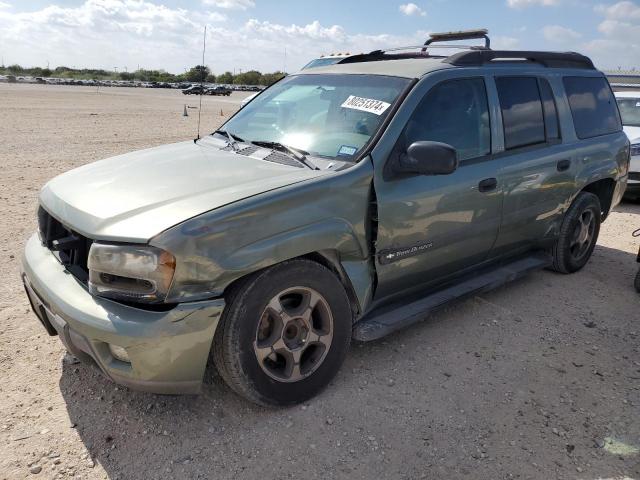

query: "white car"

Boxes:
[615, 91, 640, 199]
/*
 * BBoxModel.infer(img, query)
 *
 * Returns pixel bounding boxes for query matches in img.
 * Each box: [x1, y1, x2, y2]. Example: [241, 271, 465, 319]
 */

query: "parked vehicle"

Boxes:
[207, 86, 232, 96]
[615, 91, 640, 200]
[182, 85, 207, 95]
[22, 30, 629, 406]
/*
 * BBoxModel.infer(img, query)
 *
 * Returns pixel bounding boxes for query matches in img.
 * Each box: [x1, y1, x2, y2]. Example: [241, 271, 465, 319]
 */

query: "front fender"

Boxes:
[151, 160, 375, 310]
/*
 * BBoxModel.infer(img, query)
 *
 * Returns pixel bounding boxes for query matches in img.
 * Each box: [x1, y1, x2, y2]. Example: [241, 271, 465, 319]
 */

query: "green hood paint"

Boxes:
[39, 139, 328, 242]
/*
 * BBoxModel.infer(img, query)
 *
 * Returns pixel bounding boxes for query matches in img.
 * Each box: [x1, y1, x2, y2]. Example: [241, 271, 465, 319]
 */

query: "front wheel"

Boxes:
[213, 259, 352, 406]
[550, 192, 601, 274]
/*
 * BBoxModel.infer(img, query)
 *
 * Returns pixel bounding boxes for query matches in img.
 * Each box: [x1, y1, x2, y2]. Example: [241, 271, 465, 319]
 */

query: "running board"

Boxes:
[352, 252, 552, 342]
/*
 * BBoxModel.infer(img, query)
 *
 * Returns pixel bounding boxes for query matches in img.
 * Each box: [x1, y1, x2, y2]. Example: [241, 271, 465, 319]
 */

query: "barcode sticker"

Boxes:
[341, 95, 391, 115]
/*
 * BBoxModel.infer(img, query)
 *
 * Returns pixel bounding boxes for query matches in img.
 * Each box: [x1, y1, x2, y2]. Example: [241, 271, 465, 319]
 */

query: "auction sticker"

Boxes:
[341, 95, 391, 115]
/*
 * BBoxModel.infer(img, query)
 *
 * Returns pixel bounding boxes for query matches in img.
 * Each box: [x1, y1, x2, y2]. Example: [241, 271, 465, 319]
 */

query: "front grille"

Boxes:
[37, 207, 92, 281]
[629, 172, 640, 181]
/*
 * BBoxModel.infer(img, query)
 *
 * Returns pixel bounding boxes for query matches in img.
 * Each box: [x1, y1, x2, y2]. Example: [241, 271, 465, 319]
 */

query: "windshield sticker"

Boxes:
[341, 95, 391, 116]
[636, 102, 640, 107]
[338, 145, 358, 156]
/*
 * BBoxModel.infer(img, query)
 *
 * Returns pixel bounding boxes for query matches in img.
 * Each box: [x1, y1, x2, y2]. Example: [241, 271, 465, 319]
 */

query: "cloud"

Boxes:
[0, 2, 10, 9]
[542, 25, 581, 42]
[580, 0, 640, 68]
[202, 0, 254, 9]
[399, 3, 426, 16]
[506, 0, 559, 8]
[0, 1, 427, 73]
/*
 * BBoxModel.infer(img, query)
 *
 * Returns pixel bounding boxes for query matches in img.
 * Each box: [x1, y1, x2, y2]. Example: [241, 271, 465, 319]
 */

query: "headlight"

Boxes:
[88, 243, 176, 303]
[631, 143, 640, 157]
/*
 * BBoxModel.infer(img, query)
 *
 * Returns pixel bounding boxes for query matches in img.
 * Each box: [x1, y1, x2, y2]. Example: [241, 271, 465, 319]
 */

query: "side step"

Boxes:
[352, 252, 552, 342]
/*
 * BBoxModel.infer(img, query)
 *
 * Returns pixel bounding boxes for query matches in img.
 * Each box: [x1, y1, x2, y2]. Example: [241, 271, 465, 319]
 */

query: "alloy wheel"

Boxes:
[569, 209, 596, 261]
[254, 287, 333, 383]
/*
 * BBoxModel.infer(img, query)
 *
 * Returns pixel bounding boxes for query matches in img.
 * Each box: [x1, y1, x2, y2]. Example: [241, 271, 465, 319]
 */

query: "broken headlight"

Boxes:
[88, 243, 176, 303]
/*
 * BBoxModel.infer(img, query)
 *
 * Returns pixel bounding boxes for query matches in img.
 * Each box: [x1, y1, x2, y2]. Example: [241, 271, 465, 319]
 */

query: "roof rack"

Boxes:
[425, 29, 490, 49]
[445, 50, 595, 70]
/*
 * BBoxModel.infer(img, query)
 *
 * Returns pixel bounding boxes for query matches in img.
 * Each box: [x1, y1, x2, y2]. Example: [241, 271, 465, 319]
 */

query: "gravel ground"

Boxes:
[1, 83, 639, 480]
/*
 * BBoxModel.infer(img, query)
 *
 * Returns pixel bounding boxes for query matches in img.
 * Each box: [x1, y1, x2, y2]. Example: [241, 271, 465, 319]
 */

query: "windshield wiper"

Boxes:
[250, 140, 318, 170]
[214, 129, 243, 151]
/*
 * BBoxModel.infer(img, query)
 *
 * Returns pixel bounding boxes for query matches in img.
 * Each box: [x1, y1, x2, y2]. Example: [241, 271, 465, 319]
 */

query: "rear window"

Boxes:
[496, 77, 546, 150]
[563, 76, 621, 139]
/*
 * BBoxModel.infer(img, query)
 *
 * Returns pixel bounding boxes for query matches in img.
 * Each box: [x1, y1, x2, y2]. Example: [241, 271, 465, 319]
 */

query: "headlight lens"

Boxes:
[88, 243, 176, 303]
[631, 143, 640, 157]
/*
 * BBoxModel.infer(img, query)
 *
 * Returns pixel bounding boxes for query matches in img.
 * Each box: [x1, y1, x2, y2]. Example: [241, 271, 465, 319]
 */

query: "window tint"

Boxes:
[496, 77, 545, 150]
[563, 76, 622, 139]
[403, 78, 490, 161]
[539, 78, 560, 141]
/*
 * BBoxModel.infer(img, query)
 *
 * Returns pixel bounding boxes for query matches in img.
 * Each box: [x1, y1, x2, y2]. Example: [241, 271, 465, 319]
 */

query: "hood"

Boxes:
[623, 125, 640, 144]
[40, 139, 328, 242]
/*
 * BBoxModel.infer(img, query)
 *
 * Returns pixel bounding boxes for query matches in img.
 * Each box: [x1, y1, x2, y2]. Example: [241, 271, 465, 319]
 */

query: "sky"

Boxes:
[0, 0, 639, 74]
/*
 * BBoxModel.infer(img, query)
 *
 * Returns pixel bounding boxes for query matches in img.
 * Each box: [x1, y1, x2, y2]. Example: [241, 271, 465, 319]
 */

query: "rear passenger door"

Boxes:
[490, 75, 576, 256]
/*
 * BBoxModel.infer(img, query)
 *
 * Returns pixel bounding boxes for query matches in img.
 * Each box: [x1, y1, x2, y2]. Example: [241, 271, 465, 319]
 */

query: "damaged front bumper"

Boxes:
[21, 234, 225, 394]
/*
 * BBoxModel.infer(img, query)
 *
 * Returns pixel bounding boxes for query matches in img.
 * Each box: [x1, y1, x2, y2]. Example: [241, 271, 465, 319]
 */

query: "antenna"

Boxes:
[196, 25, 207, 142]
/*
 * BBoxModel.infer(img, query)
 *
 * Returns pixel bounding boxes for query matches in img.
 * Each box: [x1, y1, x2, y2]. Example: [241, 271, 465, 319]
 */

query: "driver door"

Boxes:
[373, 77, 504, 300]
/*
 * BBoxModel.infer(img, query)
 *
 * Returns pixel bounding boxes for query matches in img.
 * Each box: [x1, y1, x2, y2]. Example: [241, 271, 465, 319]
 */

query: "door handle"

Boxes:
[557, 159, 571, 172]
[478, 177, 497, 193]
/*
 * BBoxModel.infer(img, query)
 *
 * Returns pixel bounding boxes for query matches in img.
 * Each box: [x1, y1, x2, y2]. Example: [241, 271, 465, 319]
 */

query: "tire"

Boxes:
[550, 192, 601, 274]
[213, 259, 352, 406]
[635, 269, 640, 293]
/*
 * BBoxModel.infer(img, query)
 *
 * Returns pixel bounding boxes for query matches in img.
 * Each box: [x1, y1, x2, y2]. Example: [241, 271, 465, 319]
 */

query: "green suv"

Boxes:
[22, 31, 629, 405]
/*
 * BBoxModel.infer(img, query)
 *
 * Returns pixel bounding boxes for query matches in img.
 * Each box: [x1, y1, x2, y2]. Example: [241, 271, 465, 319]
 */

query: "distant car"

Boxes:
[182, 85, 207, 95]
[207, 86, 232, 96]
[615, 92, 640, 200]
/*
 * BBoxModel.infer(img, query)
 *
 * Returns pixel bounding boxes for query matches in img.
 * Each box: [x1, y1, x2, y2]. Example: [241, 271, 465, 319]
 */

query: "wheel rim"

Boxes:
[569, 209, 596, 261]
[254, 287, 333, 383]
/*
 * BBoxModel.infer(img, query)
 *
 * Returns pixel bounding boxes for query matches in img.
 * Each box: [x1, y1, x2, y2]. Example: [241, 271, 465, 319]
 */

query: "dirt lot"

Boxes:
[1, 83, 639, 480]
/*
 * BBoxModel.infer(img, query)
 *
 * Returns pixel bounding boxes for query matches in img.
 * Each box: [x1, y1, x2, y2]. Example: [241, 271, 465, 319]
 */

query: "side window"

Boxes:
[539, 78, 560, 141]
[403, 78, 490, 162]
[495, 77, 545, 150]
[563, 76, 622, 139]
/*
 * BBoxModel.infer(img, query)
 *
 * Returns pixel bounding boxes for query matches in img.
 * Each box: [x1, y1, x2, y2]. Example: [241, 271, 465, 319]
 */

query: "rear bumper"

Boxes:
[21, 233, 225, 394]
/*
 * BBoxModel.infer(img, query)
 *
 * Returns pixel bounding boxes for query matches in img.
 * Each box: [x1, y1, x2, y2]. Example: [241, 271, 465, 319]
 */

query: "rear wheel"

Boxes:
[550, 192, 601, 274]
[213, 259, 352, 406]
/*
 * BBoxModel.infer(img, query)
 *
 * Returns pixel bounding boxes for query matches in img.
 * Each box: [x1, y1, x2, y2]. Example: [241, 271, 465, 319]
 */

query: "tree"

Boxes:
[206, 73, 217, 83]
[119, 71, 135, 81]
[261, 71, 286, 86]
[217, 71, 234, 84]
[185, 65, 210, 82]
[234, 70, 262, 85]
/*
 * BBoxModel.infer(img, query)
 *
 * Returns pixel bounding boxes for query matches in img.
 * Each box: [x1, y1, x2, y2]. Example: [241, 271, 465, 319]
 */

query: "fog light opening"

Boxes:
[108, 344, 131, 363]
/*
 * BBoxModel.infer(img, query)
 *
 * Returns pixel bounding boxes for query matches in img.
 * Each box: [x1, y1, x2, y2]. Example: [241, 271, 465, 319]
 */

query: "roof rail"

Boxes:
[425, 29, 490, 49]
[445, 50, 595, 69]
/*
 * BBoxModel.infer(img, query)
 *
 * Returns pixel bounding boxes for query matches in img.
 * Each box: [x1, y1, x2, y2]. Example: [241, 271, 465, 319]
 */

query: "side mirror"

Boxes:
[396, 141, 458, 176]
